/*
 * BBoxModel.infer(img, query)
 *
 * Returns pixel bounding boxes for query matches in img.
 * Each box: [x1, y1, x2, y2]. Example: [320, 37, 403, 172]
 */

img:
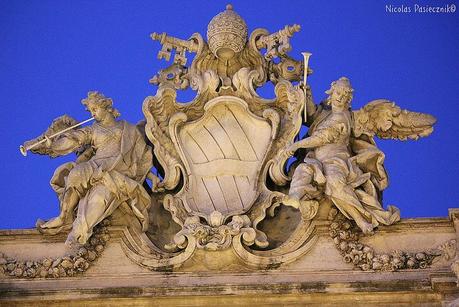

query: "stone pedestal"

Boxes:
[2, 211, 458, 306]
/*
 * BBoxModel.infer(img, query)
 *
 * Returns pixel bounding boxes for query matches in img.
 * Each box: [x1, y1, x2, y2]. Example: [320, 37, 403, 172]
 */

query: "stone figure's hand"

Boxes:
[304, 84, 312, 96]
[90, 167, 104, 184]
[44, 135, 52, 148]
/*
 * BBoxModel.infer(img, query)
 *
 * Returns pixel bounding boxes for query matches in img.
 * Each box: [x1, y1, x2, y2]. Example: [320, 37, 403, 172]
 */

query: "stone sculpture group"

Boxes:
[16, 5, 439, 272]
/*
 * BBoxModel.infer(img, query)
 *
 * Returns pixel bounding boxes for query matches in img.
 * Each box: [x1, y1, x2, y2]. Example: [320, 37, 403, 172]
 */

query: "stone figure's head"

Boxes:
[82, 91, 121, 122]
[207, 4, 248, 60]
[326, 77, 354, 110]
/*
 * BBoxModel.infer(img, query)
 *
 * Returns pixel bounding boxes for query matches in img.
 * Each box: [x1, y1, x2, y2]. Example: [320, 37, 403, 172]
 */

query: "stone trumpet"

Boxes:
[19, 117, 94, 156]
[301, 52, 312, 120]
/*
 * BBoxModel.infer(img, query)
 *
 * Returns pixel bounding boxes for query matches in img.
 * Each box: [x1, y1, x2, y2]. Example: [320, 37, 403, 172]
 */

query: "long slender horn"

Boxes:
[301, 52, 312, 121]
[19, 117, 94, 156]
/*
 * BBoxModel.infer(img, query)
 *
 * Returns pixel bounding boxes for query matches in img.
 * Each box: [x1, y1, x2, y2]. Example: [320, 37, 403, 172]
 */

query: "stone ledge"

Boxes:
[1, 215, 458, 305]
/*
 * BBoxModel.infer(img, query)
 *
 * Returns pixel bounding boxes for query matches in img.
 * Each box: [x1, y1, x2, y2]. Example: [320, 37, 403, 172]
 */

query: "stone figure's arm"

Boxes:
[304, 86, 329, 127]
[288, 134, 326, 153]
[288, 120, 346, 154]
[304, 85, 317, 126]
[46, 127, 93, 156]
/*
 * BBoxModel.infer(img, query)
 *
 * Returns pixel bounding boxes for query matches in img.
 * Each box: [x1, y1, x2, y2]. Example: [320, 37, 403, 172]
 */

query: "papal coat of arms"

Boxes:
[10, 5, 446, 276]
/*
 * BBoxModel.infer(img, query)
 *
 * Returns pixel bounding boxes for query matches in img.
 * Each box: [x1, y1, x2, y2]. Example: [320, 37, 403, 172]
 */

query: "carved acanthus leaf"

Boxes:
[267, 81, 305, 186]
[232, 68, 261, 100]
[162, 195, 189, 228]
[169, 213, 256, 251]
[189, 69, 220, 99]
[142, 86, 184, 191]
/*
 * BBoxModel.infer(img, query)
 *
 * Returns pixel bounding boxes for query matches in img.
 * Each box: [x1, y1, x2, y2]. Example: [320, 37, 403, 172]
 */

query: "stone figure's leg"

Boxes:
[331, 196, 374, 234]
[325, 164, 374, 234]
[284, 163, 315, 208]
[41, 163, 92, 229]
[69, 184, 116, 245]
[40, 188, 80, 229]
[60, 188, 80, 223]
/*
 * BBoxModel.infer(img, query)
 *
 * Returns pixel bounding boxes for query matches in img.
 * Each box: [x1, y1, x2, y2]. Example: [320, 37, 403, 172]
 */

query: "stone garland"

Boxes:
[0, 220, 110, 279]
[328, 209, 447, 271]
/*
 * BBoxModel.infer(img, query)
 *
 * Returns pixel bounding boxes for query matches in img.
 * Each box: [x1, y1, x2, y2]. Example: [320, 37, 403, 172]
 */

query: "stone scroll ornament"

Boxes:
[8, 4, 442, 277]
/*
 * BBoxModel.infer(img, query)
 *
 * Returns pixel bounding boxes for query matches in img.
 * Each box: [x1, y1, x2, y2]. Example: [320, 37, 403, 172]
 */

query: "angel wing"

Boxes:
[353, 99, 436, 141]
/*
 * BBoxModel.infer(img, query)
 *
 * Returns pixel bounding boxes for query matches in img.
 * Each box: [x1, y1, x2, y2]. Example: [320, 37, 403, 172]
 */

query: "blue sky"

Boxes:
[1, 0, 458, 229]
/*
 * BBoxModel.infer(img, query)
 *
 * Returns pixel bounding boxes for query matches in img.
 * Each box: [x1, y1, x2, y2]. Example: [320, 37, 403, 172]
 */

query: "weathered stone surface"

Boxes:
[7, 5, 454, 306]
[1, 214, 458, 305]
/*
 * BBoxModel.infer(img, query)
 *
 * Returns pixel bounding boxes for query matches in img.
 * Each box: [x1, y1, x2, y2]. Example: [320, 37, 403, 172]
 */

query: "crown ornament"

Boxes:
[207, 4, 248, 60]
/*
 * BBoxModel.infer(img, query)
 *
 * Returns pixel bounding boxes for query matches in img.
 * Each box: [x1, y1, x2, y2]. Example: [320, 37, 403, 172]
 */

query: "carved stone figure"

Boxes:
[285, 77, 436, 234]
[11, 5, 441, 274]
[22, 92, 152, 245]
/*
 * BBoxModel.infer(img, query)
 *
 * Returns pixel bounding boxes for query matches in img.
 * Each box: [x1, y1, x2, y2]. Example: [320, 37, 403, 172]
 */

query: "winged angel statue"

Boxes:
[284, 77, 435, 234]
[18, 5, 437, 270]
